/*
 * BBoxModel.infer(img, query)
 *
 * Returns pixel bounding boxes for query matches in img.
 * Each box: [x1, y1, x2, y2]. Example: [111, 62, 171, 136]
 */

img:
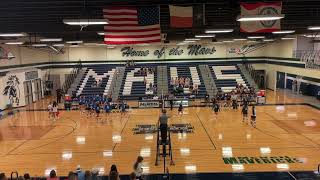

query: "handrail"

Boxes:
[62, 60, 82, 94]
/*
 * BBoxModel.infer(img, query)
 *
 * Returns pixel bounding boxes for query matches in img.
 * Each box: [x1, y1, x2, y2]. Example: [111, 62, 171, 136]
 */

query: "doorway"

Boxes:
[24, 81, 33, 105]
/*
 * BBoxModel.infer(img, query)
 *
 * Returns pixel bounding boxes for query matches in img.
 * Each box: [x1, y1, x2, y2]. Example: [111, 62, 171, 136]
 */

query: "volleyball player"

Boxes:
[242, 103, 249, 123]
[95, 102, 101, 117]
[47, 102, 53, 119]
[79, 96, 85, 114]
[104, 102, 111, 123]
[178, 102, 183, 118]
[85, 99, 91, 116]
[212, 99, 220, 116]
[251, 105, 257, 127]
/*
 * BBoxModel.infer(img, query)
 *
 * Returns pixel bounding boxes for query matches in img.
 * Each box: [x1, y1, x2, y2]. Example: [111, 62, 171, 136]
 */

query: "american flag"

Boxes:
[103, 6, 161, 45]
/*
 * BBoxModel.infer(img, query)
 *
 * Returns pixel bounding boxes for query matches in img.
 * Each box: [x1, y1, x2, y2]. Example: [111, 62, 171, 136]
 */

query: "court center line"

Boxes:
[112, 114, 130, 152]
[195, 112, 217, 150]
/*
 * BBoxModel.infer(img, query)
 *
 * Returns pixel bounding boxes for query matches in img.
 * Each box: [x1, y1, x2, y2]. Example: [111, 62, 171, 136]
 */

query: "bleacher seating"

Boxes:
[73, 63, 251, 99]
[120, 66, 157, 100]
[75, 66, 117, 97]
[168, 64, 206, 98]
[211, 65, 249, 92]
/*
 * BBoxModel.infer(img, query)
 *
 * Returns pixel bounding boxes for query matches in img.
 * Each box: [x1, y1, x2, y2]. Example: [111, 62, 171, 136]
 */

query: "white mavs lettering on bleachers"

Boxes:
[212, 66, 246, 92]
[170, 66, 201, 94]
[76, 68, 116, 96]
[122, 68, 154, 96]
[189, 67, 201, 86]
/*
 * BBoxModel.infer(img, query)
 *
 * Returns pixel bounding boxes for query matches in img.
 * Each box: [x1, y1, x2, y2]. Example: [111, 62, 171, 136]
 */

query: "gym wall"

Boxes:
[253, 63, 320, 90]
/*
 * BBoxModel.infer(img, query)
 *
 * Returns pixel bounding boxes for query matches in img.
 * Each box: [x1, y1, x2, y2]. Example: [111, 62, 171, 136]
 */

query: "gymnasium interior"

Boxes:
[0, 0, 320, 179]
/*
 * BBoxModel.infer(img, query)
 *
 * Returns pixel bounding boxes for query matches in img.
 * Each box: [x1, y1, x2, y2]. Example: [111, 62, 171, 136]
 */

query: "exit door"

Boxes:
[24, 81, 33, 105]
[276, 71, 286, 89]
[32, 78, 42, 101]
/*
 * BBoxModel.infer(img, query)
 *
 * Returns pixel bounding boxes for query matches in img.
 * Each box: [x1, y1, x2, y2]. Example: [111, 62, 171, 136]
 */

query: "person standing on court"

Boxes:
[133, 156, 144, 180]
[56, 88, 63, 104]
[159, 109, 170, 141]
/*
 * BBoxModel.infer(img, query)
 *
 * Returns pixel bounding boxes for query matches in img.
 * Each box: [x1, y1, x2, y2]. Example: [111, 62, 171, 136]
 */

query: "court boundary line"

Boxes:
[195, 112, 217, 150]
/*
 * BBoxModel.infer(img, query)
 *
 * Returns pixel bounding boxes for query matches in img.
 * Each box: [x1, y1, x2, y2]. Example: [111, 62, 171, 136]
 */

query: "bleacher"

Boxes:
[210, 65, 250, 92]
[167, 64, 206, 98]
[120, 66, 157, 100]
[72, 63, 251, 99]
[75, 65, 117, 97]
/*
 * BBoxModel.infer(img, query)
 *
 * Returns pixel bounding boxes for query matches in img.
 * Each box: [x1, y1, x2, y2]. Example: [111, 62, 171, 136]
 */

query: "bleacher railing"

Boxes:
[62, 60, 82, 93]
[242, 58, 260, 87]
[293, 50, 320, 69]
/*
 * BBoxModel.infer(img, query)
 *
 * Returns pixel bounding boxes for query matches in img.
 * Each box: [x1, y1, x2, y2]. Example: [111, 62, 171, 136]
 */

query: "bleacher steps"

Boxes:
[238, 64, 259, 91]
[199, 64, 217, 98]
[111, 67, 126, 101]
[157, 66, 169, 96]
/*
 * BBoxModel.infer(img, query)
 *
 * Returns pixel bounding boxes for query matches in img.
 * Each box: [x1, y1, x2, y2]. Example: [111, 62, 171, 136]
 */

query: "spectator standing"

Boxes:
[108, 164, 120, 180]
[47, 170, 59, 180]
[0, 173, 7, 180]
[133, 156, 144, 180]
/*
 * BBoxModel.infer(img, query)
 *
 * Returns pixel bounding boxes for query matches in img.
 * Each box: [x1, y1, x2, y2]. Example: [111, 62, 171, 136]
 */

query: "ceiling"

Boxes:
[1, 0, 320, 43]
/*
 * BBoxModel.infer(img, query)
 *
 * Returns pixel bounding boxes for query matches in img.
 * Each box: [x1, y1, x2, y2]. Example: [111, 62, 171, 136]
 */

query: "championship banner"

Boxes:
[240, 2, 282, 33]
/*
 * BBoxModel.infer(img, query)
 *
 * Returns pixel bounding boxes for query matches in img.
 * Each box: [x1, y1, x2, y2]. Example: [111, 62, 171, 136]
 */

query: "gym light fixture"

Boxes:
[263, 39, 274, 42]
[53, 44, 65, 47]
[0, 33, 27, 37]
[233, 38, 247, 41]
[237, 15, 284, 22]
[272, 30, 295, 34]
[205, 29, 233, 33]
[281, 37, 295, 40]
[308, 26, 320, 30]
[63, 19, 108, 25]
[177, 42, 187, 46]
[32, 44, 47, 47]
[185, 38, 201, 41]
[247, 36, 265, 39]
[97, 32, 105, 35]
[183, 40, 196, 43]
[5, 42, 24, 45]
[66, 41, 83, 44]
[195, 34, 215, 38]
[40, 38, 63, 42]
[304, 34, 320, 38]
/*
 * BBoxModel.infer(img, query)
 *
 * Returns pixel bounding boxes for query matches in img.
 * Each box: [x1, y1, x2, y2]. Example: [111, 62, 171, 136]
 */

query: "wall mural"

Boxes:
[0, 46, 15, 60]
[120, 44, 216, 59]
[228, 42, 271, 55]
[3, 75, 20, 106]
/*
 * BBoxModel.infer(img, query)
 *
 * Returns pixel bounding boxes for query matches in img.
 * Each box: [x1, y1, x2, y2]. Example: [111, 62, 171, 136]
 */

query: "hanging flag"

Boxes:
[169, 5, 193, 28]
[240, 2, 282, 33]
[103, 6, 161, 45]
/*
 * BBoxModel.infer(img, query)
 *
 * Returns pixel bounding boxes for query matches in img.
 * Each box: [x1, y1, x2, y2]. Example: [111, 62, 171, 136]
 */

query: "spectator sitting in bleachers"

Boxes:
[97, 79, 102, 87]
[193, 84, 199, 94]
[92, 80, 97, 87]
[185, 77, 190, 88]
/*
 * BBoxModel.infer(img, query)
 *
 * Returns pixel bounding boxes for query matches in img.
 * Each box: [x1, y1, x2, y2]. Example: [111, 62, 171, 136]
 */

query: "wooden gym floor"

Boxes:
[0, 90, 319, 177]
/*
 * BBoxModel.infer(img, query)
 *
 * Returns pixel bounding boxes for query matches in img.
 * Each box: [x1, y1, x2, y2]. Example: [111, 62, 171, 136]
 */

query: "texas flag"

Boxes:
[169, 5, 193, 28]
